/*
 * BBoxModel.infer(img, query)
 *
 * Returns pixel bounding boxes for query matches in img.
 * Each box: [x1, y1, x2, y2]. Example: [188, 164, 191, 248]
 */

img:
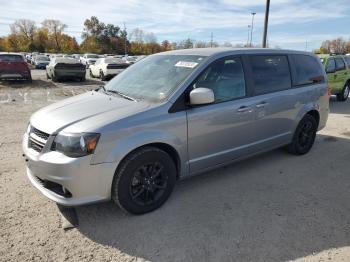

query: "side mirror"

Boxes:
[190, 88, 215, 105]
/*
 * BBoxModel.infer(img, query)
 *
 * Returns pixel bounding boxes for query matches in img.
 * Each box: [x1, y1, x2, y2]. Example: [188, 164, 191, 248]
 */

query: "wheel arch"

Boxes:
[306, 109, 320, 128]
[294, 104, 321, 133]
[113, 142, 181, 181]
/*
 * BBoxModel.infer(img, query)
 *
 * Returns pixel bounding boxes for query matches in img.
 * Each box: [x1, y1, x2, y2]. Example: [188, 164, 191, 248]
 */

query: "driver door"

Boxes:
[186, 56, 257, 173]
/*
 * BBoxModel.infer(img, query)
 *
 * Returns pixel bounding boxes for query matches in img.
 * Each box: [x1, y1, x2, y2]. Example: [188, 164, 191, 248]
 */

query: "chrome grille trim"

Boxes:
[28, 125, 50, 153]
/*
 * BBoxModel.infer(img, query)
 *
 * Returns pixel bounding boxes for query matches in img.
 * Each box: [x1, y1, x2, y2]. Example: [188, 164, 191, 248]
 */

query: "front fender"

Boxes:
[92, 129, 188, 177]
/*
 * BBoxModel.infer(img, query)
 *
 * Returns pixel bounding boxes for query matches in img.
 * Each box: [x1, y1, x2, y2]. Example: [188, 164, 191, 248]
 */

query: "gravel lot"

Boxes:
[1, 69, 350, 262]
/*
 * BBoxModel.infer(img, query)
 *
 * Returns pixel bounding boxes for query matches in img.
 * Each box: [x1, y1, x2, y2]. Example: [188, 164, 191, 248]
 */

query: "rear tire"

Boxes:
[112, 147, 176, 215]
[286, 114, 317, 155]
[336, 83, 349, 102]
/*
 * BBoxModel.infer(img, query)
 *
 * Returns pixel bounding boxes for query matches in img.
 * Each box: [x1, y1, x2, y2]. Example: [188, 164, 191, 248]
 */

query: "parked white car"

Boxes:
[89, 57, 129, 80]
[122, 56, 138, 64]
[80, 53, 99, 68]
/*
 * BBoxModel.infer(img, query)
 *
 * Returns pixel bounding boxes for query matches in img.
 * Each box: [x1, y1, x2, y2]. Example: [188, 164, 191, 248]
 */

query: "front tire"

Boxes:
[336, 83, 349, 102]
[112, 147, 176, 215]
[286, 114, 317, 155]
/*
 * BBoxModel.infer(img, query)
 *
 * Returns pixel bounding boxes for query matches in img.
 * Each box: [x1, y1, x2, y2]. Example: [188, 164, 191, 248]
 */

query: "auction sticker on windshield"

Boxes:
[175, 61, 198, 68]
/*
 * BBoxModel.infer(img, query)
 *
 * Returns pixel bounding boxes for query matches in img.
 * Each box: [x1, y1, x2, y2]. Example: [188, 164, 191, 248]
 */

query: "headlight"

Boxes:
[52, 133, 100, 158]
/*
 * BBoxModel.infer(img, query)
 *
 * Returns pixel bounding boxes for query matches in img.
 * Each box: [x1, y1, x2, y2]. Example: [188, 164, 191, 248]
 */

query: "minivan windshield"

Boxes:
[104, 54, 206, 102]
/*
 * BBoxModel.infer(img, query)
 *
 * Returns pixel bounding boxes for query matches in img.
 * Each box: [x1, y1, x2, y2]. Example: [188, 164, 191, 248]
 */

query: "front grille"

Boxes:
[31, 127, 49, 140]
[28, 139, 43, 152]
[35, 176, 72, 198]
[28, 126, 49, 153]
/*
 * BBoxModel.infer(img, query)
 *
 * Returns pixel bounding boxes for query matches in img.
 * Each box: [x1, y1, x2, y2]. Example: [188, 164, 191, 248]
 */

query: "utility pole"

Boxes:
[262, 0, 270, 48]
[123, 22, 127, 56]
[247, 25, 251, 47]
[210, 32, 213, 48]
[250, 12, 256, 47]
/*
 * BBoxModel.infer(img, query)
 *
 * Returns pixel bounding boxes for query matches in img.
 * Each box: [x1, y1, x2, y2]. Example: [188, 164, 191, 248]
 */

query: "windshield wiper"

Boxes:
[108, 90, 138, 102]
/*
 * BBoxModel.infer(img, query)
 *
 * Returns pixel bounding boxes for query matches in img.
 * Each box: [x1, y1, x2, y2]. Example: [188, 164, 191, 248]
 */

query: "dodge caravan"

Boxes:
[23, 48, 329, 214]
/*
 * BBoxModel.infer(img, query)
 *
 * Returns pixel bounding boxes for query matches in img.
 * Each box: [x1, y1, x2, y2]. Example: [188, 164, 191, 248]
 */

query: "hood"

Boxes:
[30, 91, 152, 134]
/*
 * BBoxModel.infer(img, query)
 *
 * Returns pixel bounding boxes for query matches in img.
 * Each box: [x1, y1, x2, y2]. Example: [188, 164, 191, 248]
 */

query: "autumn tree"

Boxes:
[320, 38, 349, 54]
[0, 37, 5, 51]
[42, 19, 67, 51]
[9, 19, 36, 51]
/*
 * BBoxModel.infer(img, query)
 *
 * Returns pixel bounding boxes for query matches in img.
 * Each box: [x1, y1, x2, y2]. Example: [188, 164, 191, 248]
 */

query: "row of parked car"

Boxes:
[26, 53, 144, 68]
[19, 52, 146, 82]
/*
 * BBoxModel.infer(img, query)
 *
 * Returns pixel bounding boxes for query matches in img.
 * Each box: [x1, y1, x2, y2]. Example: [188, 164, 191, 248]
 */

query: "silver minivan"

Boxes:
[23, 48, 329, 214]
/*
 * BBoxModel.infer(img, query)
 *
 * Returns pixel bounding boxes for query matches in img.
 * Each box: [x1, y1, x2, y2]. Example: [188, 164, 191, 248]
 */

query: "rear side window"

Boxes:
[0, 55, 24, 62]
[335, 58, 346, 71]
[344, 56, 350, 67]
[290, 54, 324, 86]
[250, 55, 291, 95]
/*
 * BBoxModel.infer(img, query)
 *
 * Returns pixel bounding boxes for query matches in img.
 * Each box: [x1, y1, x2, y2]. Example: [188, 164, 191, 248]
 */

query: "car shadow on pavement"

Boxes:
[0, 79, 57, 89]
[52, 78, 104, 86]
[76, 134, 350, 262]
[329, 96, 350, 115]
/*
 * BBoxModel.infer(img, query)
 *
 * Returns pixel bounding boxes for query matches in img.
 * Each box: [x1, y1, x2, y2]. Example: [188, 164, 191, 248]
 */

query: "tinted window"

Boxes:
[0, 55, 24, 62]
[335, 58, 346, 71]
[193, 57, 246, 102]
[250, 55, 291, 95]
[344, 56, 350, 67]
[290, 55, 324, 86]
[326, 59, 336, 73]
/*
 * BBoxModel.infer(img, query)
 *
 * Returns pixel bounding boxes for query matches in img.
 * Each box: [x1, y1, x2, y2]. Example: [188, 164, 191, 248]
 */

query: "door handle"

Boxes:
[237, 106, 252, 113]
[256, 102, 269, 108]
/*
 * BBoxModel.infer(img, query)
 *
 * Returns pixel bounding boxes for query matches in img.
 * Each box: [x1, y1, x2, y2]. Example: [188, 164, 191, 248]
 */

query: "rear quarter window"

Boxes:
[0, 55, 24, 62]
[249, 55, 291, 95]
[335, 58, 346, 71]
[290, 54, 325, 86]
[344, 56, 350, 67]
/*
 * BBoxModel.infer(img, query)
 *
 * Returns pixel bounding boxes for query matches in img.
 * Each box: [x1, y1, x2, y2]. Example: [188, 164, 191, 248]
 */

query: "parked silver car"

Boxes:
[23, 48, 329, 214]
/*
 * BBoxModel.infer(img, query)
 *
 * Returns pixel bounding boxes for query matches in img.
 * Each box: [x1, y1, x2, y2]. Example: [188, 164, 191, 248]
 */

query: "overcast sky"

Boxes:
[0, 0, 349, 50]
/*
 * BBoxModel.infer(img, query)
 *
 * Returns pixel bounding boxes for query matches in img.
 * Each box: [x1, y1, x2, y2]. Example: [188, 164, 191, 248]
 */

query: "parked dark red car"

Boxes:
[0, 53, 32, 82]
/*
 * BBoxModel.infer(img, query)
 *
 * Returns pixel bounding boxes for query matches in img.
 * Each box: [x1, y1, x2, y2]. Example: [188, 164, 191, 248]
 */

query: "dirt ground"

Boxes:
[0, 70, 350, 262]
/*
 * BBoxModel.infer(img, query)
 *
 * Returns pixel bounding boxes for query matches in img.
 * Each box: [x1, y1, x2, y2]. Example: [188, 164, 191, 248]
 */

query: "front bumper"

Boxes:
[22, 132, 116, 206]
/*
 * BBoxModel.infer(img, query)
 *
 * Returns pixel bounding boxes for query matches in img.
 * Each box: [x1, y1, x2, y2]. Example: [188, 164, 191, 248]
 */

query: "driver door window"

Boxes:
[193, 57, 246, 103]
